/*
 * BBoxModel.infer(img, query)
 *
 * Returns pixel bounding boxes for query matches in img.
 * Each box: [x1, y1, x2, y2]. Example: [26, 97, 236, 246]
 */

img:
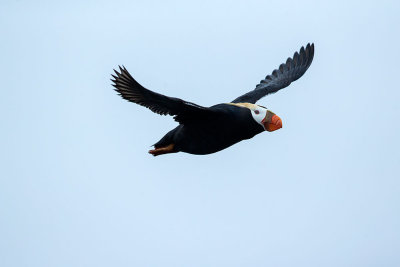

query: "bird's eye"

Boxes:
[254, 110, 260, 114]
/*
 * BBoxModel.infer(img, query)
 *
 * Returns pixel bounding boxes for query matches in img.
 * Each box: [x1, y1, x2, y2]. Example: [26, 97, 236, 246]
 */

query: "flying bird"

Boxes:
[112, 43, 314, 156]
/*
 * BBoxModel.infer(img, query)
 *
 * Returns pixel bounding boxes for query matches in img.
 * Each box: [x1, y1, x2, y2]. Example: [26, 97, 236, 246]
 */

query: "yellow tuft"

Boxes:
[226, 102, 259, 110]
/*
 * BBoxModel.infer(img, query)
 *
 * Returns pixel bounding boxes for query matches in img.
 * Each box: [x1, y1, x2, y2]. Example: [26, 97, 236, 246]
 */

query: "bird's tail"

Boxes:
[152, 127, 178, 148]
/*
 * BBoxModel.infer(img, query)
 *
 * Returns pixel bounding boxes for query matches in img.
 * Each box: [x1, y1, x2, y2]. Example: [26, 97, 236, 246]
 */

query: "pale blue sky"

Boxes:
[1, 0, 399, 266]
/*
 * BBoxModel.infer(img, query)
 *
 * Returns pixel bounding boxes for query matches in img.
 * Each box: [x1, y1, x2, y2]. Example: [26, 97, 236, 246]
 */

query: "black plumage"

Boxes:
[152, 104, 264, 155]
[111, 66, 215, 124]
[112, 43, 314, 156]
[232, 43, 314, 103]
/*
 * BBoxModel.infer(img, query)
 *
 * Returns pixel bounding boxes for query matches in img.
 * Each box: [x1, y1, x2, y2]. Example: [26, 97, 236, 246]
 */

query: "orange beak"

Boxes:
[264, 114, 282, 132]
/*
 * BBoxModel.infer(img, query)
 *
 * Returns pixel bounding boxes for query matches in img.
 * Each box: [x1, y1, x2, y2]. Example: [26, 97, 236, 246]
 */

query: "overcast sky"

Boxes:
[1, 0, 399, 266]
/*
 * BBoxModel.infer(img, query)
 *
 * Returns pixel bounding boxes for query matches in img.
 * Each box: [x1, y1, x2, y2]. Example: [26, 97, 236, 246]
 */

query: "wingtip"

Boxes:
[307, 43, 315, 55]
[299, 46, 305, 55]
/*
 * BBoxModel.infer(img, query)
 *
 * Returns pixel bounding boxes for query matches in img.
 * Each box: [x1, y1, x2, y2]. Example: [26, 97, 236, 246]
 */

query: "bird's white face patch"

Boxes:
[250, 106, 267, 127]
[227, 102, 268, 129]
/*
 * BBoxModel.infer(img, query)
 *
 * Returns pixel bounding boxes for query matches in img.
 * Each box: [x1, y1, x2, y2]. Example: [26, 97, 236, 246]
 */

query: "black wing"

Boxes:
[232, 43, 314, 104]
[111, 66, 214, 124]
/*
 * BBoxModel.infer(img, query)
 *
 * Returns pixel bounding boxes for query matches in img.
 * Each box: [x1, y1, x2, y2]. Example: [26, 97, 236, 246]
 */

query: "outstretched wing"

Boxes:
[112, 66, 214, 124]
[232, 43, 314, 104]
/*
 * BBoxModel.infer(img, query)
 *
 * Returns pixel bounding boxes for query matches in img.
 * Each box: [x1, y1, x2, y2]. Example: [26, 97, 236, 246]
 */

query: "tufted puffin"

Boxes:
[112, 43, 314, 156]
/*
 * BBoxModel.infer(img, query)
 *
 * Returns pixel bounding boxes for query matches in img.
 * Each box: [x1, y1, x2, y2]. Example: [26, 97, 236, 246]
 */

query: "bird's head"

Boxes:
[250, 105, 282, 132]
[227, 102, 283, 132]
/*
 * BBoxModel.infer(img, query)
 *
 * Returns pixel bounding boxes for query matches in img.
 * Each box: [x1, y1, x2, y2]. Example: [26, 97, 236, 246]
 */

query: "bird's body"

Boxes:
[112, 43, 314, 156]
[154, 103, 264, 155]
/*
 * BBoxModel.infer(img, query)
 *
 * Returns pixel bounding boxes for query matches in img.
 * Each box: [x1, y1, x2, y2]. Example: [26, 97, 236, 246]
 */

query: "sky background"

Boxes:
[1, 0, 399, 266]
